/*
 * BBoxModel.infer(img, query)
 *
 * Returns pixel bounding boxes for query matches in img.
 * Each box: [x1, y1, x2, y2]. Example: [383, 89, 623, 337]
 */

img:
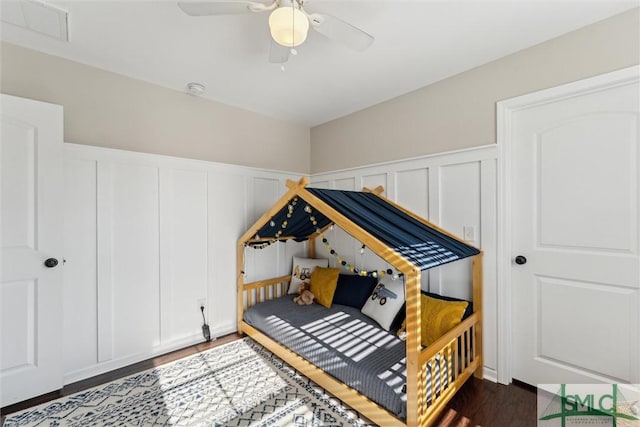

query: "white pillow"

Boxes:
[361, 278, 405, 331]
[289, 256, 329, 294]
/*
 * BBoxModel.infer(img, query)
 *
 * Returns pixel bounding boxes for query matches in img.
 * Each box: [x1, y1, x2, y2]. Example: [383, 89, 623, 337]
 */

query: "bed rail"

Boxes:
[420, 313, 481, 424]
[238, 275, 291, 332]
[242, 275, 290, 308]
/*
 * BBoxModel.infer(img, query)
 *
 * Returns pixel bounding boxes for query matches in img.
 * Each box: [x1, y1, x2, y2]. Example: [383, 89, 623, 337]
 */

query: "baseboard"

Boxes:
[210, 322, 235, 337]
[63, 333, 203, 384]
[63, 321, 239, 385]
[483, 366, 498, 383]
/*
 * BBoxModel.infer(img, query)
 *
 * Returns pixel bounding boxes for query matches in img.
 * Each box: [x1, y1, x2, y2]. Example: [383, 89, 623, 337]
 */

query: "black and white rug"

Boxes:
[3, 338, 373, 426]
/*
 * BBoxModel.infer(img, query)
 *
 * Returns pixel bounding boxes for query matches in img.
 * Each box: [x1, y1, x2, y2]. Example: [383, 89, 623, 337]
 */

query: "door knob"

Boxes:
[514, 255, 527, 265]
[44, 258, 59, 268]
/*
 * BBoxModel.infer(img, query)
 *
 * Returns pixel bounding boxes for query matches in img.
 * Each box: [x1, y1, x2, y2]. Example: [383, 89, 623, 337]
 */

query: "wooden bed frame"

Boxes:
[237, 178, 483, 427]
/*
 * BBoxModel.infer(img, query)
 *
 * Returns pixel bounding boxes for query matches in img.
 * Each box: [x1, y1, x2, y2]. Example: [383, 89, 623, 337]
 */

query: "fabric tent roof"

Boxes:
[252, 187, 479, 271]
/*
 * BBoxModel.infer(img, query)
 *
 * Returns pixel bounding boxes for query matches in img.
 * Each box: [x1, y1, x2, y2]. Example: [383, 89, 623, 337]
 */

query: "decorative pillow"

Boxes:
[421, 295, 468, 345]
[361, 278, 405, 331]
[332, 274, 377, 309]
[398, 295, 469, 346]
[422, 291, 473, 320]
[309, 267, 341, 308]
[289, 257, 329, 294]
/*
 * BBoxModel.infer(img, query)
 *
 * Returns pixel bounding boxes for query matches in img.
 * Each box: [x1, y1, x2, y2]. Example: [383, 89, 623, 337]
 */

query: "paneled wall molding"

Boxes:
[63, 143, 301, 384]
[311, 143, 499, 379]
[63, 141, 498, 385]
[65, 143, 300, 178]
[312, 144, 496, 184]
[95, 161, 114, 364]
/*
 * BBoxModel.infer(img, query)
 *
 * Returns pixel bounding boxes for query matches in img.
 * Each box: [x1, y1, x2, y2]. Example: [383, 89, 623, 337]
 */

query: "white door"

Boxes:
[508, 68, 639, 386]
[1, 94, 64, 406]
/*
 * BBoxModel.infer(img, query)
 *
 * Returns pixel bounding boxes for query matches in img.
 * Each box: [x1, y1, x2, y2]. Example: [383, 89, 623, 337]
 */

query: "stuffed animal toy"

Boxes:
[293, 282, 315, 305]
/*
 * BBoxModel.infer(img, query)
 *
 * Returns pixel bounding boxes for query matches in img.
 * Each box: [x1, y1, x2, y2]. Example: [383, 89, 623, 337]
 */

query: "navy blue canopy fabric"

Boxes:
[252, 196, 332, 243]
[251, 188, 480, 271]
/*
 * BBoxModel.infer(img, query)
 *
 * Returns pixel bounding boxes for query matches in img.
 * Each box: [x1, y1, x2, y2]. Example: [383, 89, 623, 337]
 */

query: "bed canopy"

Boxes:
[246, 178, 480, 271]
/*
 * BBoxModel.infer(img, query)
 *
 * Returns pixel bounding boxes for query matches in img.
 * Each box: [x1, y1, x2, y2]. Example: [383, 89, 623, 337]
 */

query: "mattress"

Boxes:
[244, 296, 447, 420]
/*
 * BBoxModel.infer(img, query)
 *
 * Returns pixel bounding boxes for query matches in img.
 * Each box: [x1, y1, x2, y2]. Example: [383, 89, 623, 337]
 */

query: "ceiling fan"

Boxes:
[177, 0, 374, 64]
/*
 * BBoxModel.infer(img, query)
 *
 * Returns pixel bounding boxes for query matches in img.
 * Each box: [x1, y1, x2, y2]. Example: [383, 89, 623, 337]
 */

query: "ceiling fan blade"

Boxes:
[177, 1, 264, 16]
[306, 12, 374, 52]
[268, 39, 290, 64]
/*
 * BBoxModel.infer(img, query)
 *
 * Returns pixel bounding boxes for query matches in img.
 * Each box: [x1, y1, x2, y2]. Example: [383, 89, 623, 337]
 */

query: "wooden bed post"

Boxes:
[237, 240, 246, 335]
[472, 252, 483, 379]
[404, 268, 424, 427]
[308, 234, 316, 258]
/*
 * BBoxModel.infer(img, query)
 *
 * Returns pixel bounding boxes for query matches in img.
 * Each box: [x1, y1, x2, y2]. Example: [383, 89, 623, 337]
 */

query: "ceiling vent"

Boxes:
[1, 0, 69, 42]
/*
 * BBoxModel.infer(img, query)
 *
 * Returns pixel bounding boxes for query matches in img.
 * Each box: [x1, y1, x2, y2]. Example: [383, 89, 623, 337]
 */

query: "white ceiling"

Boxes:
[1, 0, 637, 126]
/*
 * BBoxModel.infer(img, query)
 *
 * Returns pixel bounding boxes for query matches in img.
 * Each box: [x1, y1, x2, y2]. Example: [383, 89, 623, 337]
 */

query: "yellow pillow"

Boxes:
[309, 267, 340, 308]
[421, 295, 468, 346]
[398, 295, 469, 346]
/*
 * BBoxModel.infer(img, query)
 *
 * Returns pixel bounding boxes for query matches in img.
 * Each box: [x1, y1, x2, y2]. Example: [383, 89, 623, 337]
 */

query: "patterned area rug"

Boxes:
[3, 338, 373, 426]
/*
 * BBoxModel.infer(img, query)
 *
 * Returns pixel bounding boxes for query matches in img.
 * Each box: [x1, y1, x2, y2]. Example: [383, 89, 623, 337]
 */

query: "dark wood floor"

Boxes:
[431, 378, 537, 426]
[1, 334, 537, 426]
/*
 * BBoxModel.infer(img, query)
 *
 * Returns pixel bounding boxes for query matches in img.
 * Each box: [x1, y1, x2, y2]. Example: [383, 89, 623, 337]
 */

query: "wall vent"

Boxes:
[1, 0, 69, 42]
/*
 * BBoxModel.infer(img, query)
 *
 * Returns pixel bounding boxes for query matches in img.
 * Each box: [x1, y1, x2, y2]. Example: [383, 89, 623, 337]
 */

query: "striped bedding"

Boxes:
[243, 296, 448, 420]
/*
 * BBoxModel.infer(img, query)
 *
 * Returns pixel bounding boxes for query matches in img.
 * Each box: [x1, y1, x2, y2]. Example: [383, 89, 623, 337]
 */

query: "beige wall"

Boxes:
[310, 8, 640, 173]
[3, 7, 638, 175]
[1, 42, 310, 173]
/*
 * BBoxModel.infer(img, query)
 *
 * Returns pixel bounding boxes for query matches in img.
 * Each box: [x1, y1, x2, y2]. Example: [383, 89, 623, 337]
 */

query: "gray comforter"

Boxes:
[243, 296, 409, 419]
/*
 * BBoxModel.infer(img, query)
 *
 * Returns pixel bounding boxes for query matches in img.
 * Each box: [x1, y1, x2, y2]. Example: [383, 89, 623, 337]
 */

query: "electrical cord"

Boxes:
[201, 305, 212, 342]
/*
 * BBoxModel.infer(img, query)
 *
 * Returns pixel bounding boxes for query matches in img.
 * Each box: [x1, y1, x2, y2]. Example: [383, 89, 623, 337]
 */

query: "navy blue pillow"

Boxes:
[332, 274, 378, 309]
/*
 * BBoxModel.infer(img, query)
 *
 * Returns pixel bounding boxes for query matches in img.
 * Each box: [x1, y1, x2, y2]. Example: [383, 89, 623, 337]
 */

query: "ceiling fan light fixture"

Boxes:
[269, 6, 309, 47]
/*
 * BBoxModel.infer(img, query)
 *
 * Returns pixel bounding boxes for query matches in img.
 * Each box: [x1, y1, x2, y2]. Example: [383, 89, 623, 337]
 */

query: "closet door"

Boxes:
[1, 95, 64, 406]
[506, 67, 639, 386]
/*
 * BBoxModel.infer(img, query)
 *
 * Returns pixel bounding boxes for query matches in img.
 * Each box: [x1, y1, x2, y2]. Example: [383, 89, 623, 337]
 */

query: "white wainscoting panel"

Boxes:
[159, 168, 208, 346]
[63, 144, 298, 383]
[434, 161, 481, 301]
[311, 145, 498, 378]
[250, 177, 282, 225]
[107, 162, 161, 360]
[396, 168, 429, 219]
[208, 172, 247, 333]
[362, 173, 387, 194]
[334, 177, 355, 190]
[244, 177, 286, 283]
[63, 158, 98, 374]
[480, 158, 498, 377]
